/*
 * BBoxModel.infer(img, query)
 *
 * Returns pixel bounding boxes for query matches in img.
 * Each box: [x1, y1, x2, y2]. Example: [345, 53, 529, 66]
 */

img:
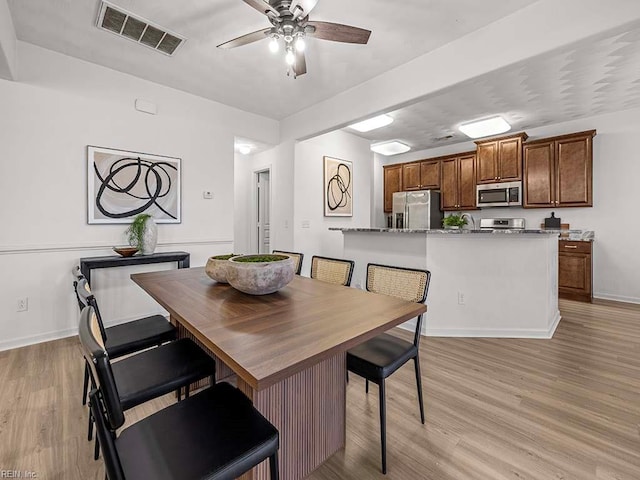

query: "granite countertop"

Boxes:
[330, 228, 595, 240]
[329, 228, 558, 234]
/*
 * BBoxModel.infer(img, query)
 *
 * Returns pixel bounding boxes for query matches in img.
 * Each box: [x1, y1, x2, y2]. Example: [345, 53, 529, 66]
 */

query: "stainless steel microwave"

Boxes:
[476, 181, 522, 207]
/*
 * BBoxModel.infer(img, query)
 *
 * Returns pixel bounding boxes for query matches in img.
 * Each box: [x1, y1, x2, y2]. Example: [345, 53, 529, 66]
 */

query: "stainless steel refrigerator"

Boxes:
[392, 190, 443, 229]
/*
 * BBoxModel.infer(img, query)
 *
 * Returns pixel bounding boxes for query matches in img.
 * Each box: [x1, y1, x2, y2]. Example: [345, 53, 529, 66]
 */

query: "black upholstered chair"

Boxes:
[346, 263, 431, 474]
[74, 275, 176, 405]
[89, 384, 279, 480]
[78, 306, 216, 459]
[310, 255, 355, 287]
[272, 250, 304, 275]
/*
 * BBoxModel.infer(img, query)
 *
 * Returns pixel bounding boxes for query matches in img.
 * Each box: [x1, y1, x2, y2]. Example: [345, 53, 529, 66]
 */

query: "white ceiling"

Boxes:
[7, 0, 537, 119]
[347, 22, 640, 152]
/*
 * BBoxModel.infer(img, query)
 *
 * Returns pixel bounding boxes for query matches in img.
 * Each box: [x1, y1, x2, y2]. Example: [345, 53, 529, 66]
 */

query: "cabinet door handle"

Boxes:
[564, 245, 578, 249]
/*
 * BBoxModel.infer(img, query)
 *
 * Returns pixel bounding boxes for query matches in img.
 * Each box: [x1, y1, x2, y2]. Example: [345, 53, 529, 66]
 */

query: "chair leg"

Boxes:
[414, 356, 425, 424]
[94, 436, 100, 460]
[365, 379, 369, 394]
[82, 363, 90, 406]
[185, 385, 190, 399]
[177, 388, 182, 402]
[379, 379, 387, 474]
[269, 452, 279, 480]
[210, 374, 216, 387]
[87, 411, 93, 441]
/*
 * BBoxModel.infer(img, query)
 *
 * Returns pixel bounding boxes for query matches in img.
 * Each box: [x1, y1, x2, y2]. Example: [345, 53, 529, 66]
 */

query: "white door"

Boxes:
[257, 171, 270, 254]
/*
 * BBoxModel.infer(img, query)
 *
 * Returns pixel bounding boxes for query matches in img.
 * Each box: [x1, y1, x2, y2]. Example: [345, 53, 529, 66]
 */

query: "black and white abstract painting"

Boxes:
[324, 156, 352, 217]
[87, 146, 181, 224]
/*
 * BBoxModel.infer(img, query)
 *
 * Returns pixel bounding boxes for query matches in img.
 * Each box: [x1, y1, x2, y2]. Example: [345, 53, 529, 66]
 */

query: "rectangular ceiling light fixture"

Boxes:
[370, 141, 411, 156]
[348, 114, 394, 133]
[458, 116, 511, 139]
[96, 1, 186, 56]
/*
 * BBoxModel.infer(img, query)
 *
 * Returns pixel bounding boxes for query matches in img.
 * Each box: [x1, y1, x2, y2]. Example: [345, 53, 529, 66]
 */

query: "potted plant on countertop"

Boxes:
[442, 213, 468, 230]
[125, 213, 157, 255]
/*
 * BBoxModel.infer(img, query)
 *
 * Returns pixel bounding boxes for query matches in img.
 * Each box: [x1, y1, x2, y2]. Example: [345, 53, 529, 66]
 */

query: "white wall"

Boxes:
[0, 0, 16, 79]
[0, 42, 278, 351]
[234, 142, 295, 255]
[376, 107, 640, 304]
[293, 130, 373, 276]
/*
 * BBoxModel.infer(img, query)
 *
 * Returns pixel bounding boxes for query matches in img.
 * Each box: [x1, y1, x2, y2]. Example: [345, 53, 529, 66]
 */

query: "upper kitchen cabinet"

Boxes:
[383, 164, 403, 213]
[475, 132, 528, 184]
[523, 130, 595, 208]
[402, 160, 440, 190]
[440, 153, 477, 211]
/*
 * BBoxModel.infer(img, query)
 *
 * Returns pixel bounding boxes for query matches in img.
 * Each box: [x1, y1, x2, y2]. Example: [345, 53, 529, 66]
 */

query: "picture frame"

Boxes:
[87, 146, 181, 224]
[323, 156, 353, 217]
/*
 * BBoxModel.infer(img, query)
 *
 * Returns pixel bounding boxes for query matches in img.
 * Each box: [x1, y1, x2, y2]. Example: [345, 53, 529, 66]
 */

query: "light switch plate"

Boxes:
[203, 191, 214, 199]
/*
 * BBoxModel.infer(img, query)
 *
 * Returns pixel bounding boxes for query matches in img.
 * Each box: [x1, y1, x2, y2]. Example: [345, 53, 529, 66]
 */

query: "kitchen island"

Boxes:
[331, 228, 561, 338]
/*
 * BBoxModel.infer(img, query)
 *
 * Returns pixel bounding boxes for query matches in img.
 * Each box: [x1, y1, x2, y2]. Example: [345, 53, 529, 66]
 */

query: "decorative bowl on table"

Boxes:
[113, 246, 139, 257]
[226, 254, 295, 295]
[205, 254, 239, 284]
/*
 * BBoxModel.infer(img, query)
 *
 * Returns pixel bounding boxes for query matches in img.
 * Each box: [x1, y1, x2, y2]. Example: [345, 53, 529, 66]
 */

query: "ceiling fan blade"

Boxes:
[217, 28, 271, 48]
[241, 0, 279, 17]
[306, 21, 371, 44]
[293, 50, 307, 77]
[289, 0, 318, 20]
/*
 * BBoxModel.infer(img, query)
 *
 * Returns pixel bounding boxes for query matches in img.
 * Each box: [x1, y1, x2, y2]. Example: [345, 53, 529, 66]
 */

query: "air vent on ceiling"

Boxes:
[96, 1, 186, 56]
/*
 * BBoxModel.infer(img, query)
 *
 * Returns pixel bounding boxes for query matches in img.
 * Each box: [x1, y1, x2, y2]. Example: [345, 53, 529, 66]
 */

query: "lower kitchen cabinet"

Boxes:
[558, 240, 592, 303]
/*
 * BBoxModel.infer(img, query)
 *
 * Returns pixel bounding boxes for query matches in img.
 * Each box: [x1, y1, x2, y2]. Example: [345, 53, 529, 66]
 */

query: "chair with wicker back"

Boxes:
[272, 250, 304, 275]
[310, 256, 355, 287]
[346, 263, 431, 474]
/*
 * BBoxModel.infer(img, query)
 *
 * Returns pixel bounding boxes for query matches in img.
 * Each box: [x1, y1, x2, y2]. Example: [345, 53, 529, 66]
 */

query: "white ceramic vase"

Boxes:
[140, 217, 158, 255]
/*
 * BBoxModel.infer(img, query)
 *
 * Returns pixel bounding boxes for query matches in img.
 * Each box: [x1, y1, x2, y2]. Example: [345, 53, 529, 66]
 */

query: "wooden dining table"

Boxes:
[131, 267, 426, 480]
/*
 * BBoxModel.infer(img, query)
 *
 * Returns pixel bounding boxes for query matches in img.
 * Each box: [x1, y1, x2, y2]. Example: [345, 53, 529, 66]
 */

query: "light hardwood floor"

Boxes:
[1, 299, 639, 479]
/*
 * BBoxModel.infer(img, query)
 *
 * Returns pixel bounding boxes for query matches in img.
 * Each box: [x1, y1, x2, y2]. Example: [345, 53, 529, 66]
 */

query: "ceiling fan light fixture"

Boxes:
[370, 141, 411, 156]
[269, 36, 280, 53]
[348, 114, 394, 133]
[458, 116, 511, 139]
[295, 36, 306, 52]
[285, 48, 295, 66]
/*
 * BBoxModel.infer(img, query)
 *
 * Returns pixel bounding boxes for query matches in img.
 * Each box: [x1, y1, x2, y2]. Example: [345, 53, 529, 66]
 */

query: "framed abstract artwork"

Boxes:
[87, 146, 181, 224]
[323, 156, 352, 217]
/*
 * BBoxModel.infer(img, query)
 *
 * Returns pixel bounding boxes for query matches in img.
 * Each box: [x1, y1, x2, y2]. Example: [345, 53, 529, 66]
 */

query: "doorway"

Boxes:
[254, 169, 271, 254]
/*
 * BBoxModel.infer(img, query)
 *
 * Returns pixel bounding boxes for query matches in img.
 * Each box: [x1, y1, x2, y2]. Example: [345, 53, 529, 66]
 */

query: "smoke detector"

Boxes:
[96, 1, 186, 56]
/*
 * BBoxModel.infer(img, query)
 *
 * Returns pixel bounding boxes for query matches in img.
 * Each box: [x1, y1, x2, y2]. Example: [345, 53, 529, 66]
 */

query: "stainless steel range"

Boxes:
[480, 218, 526, 230]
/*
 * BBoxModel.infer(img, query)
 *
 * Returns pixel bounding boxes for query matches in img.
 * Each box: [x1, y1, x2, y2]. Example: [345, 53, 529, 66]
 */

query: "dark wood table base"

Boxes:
[175, 320, 346, 480]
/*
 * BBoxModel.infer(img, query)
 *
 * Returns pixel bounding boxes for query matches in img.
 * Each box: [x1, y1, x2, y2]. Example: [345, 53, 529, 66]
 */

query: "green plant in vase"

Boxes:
[442, 213, 467, 229]
[125, 213, 157, 254]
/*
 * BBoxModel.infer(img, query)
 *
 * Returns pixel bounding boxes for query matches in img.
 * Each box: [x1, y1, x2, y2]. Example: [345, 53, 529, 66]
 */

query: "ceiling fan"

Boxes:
[217, 0, 372, 78]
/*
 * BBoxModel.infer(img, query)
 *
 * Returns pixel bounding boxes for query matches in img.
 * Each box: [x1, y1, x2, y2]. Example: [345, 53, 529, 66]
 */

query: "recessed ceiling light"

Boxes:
[458, 116, 511, 139]
[370, 141, 411, 156]
[235, 144, 253, 155]
[348, 114, 394, 133]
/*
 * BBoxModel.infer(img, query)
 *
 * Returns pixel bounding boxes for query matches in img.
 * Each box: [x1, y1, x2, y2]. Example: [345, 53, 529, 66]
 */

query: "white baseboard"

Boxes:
[398, 310, 562, 339]
[0, 327, 78, 352]
[593, 293, 640, 305]
[0, 312, 169, 353]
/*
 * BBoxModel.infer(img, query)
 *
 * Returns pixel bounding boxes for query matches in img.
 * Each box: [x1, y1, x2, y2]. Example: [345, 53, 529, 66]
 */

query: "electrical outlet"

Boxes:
[457, 292, 465, 305]
[17, 297, 28, 312]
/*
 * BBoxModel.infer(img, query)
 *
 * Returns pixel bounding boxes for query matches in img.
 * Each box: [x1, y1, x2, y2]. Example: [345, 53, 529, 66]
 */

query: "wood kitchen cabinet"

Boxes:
[440, 153, 477, 211]
[475, 133, 528, 184]
[402, 160, 440, 190]
[558, 240, 592, 302]
[383, 164, 403, 213]
[523, 130, 595, 208]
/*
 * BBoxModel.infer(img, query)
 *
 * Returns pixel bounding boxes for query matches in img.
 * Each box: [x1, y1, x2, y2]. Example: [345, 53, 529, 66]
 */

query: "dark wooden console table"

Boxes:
[79, 251, 190, 285]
